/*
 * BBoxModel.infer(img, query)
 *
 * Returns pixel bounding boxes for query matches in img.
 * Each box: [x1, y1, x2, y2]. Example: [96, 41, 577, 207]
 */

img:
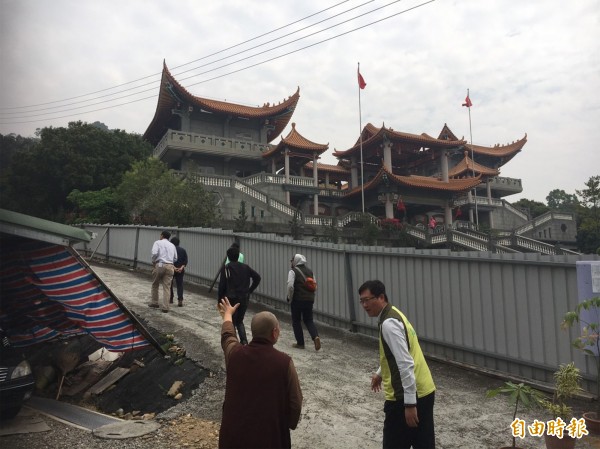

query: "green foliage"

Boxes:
[487, 381, 544, 448]
[0, 122, 152, 221]
[576, 176, 600, 254]
[562, 296, 600, 415]
[67, 188, 127, 224]
[289, 208, 303, 240]
[234, 201, 248, 232]
[116, 158, 219, 227]
[546, 189, 579, 213]
[541, 362, 581, 420]
[359, 214, 379, 246]
[513, 198, 550, 219]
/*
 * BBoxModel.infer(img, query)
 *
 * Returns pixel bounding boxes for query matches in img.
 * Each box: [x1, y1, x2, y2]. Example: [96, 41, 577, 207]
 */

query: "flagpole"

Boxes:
[466, 88, 478, 228]
[358, 62, 365, 214]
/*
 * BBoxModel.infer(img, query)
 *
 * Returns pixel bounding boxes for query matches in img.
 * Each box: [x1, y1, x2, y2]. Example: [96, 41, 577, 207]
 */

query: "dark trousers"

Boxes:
[229, 296, 249, 344]
[383, 392, 435, 449]
[170, 270, 185, 301]
[291, 300, 318, 346]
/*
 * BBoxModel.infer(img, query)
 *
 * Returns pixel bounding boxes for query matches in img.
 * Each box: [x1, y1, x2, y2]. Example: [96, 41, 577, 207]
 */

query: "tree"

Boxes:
[0, 122, 152, 221]
[546, 189, 579, 213]
[234, 201, 248, 232]
[67, 188, 128, 224]
[116, 158, 219, 227]
[576, 175, 600, 254]
[512, 198, 549, 218]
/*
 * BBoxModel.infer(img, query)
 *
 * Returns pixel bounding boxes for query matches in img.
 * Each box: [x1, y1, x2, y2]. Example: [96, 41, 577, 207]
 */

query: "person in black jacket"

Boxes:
[169, 237, 188, 307]
[218, 247, 261, 345]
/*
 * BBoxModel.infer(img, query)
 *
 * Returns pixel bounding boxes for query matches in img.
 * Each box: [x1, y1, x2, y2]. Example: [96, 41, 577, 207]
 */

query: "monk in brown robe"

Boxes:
[218, 298, 303, 448]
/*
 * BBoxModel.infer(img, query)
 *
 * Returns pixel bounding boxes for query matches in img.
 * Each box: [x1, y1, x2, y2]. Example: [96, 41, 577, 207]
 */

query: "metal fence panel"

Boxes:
[80, 224, 600, 392]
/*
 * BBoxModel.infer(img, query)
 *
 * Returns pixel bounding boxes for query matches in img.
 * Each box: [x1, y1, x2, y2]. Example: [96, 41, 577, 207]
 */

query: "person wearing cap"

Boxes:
[287, 254, 321, 351]
[359, 279, 436, 449]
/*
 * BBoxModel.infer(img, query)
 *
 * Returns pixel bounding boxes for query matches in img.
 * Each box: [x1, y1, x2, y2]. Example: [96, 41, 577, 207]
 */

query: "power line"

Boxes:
[0, 0, 374, 117]
[0, 0, 436, 125]
[0, 0, 352, 111]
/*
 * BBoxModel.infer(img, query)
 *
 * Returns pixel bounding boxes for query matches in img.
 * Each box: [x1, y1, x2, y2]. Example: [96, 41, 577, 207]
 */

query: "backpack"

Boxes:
[295, 267, 317, 293]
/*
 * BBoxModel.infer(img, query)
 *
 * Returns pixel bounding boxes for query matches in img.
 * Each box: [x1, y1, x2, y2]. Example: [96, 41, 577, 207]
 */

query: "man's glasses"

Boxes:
[359, 296, 377, 305]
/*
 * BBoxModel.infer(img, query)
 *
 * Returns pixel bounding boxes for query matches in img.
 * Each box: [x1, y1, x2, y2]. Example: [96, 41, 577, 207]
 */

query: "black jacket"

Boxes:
[218, 261, 261, 301]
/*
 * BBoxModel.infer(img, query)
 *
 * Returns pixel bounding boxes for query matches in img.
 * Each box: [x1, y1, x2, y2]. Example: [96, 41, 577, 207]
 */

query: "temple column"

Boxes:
[351, 156, 358, 189]
[284, 148, 290, 205]
[385, 195, 394, 219]
[444, 202, 452, 228]
[325, 172, 330, 187]
[383, 141, 392, 172]
[313, 153, 319, 215]
[468, 190, 474, 223]
[441, 150, 449, 182]
[487, 179, 492, 201]
[271, 159, 276, 174]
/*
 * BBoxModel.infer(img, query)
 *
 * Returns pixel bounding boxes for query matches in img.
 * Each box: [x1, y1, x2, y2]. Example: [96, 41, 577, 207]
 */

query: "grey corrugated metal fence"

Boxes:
[78, 224, 600, 393]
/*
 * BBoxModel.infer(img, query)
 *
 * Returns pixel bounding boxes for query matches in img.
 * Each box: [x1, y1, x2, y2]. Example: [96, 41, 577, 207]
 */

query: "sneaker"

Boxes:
[148, 303, 160, 309]
[161, 309, 169, 313]
[178, 300, 183, 307]
[314, 336, 321, 351]
[292, 343, 305, 349]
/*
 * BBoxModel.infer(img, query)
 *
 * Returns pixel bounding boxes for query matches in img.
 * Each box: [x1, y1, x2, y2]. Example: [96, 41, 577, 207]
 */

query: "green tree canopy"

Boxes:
[0, 122, 152, 221]
[512, 198, 550, 218]
[546, 189, 579, 212]
[576, 175, 600, 254]
[117, 158, 219, 227]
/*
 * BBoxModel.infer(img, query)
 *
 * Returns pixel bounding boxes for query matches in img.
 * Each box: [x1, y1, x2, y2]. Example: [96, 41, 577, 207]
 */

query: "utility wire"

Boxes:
[0, 0, 352, 111]
[1, 0, 436, 125]
[0, 0, 374, 117]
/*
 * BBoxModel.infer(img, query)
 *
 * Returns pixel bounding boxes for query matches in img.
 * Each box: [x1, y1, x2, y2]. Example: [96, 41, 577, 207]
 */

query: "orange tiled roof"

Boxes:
[304, 161, 349, 173]
[144, 61, 300, 146]
[437, 123, 461, 141]
[344, 167, 481, 198]
[465, 134, 527, 157]
[263, 123, 328, 158]
[333, 123, 466, 158]
[448, 154, 499, 177]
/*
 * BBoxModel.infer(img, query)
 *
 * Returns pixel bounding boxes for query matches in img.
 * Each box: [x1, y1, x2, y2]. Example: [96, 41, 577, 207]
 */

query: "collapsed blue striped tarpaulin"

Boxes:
[0, 241, 151, 351]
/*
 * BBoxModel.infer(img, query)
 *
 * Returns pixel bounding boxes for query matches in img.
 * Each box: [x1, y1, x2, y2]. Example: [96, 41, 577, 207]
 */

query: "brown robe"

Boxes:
[219, 321, 303, 448]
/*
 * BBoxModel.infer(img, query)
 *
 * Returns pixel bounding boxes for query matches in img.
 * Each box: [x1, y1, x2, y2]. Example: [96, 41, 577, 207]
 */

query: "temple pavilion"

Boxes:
[143, 62, 577, 253]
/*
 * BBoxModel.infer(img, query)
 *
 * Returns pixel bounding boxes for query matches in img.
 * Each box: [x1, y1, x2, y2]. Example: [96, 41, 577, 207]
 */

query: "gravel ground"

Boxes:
[3, 261, 600, 449]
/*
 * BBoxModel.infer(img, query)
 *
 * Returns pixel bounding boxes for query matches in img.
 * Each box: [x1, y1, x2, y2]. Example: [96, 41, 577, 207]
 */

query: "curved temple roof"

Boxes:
[333, 123, 467, 158]
[263, 123, 328, 158]
[448, 154, 500, 177]
[143, 61, 300, 146]
[344, 167, 482, 198]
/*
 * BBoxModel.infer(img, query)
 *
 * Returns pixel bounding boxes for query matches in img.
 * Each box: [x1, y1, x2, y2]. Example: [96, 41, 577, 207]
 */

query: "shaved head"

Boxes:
[251, 311, 279, 340]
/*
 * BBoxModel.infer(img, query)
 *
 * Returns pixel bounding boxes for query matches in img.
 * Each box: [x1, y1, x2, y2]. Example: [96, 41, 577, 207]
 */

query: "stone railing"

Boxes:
[513, 210, 575, 235]
[153, 130, 271, 159]
[234, 181, 267, 204]
[243, 173, 345, 197]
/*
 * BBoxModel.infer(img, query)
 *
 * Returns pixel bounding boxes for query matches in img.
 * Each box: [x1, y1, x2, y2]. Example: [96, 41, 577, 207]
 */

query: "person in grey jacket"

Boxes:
[287, 254, 321, 351]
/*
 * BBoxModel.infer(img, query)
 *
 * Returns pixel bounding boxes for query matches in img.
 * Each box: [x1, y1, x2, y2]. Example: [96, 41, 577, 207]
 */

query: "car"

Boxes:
[0, 338, 35, 421]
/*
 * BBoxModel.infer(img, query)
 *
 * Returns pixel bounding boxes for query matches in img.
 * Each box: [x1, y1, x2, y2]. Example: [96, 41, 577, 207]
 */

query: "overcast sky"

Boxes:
[1, 0, 598, 203]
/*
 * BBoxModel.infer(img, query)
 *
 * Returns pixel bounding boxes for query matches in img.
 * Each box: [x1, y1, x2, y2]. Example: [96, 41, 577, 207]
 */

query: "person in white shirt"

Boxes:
[149, 230, 177, 313]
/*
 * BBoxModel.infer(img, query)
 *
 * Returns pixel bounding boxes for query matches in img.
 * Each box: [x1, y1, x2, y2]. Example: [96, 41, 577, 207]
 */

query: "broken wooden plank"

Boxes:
[88, 367, 130, 395]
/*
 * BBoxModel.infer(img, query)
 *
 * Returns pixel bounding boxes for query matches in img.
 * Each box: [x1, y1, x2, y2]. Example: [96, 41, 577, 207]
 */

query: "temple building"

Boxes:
[143, 62, 577, 254]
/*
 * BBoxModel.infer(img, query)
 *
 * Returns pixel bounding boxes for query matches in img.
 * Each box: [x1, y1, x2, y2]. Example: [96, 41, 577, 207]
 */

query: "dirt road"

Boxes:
[30, 262, 600, 448]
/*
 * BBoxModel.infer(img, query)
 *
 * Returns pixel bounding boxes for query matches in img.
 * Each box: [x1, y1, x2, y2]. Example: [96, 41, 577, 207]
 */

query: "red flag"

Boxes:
[396, 198, 406, 212]
[462, 94, 472, 107]
[358, 69, 367, 89]
[454, 207, 462, 219]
